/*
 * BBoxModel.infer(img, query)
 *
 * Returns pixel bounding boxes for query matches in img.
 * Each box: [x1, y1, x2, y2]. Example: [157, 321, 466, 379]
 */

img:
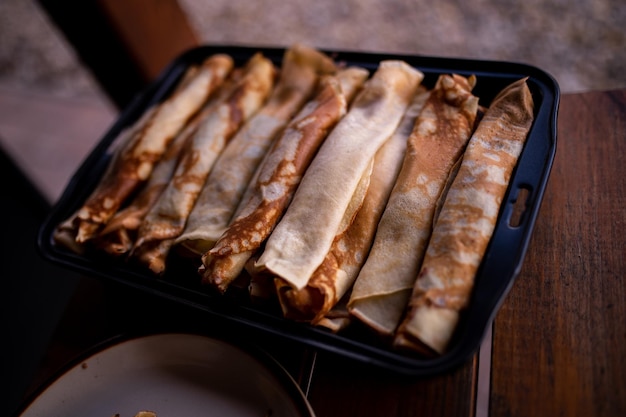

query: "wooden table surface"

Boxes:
[489, 89, 626, 416]
[4, 88, 625, 417]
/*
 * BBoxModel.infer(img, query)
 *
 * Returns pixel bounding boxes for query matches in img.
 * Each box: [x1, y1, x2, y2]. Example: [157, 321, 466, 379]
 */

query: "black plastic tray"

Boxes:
[37, 45, 559, 376]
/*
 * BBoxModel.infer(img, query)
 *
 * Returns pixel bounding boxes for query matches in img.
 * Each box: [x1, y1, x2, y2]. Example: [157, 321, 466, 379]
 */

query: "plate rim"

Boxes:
[16, 331, 315, 417]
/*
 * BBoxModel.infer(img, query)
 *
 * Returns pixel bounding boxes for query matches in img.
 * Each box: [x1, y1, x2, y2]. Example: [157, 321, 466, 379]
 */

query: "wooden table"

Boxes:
[5, 88, 626, 416]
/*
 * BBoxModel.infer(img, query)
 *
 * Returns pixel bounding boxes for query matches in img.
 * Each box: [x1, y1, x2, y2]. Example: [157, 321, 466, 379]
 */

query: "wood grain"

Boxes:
[490, 89, 626, 416]
[308, 351, 477, 417]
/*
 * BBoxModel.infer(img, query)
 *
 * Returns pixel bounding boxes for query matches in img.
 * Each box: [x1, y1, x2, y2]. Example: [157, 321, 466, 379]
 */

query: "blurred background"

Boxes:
[0, 2, 624, 415]
[1, 0, 625, 201]
[1, 0, 625, 104]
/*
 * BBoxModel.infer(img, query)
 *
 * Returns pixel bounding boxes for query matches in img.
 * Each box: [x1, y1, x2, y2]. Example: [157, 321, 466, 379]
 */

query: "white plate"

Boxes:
[20, 333, 314, 417]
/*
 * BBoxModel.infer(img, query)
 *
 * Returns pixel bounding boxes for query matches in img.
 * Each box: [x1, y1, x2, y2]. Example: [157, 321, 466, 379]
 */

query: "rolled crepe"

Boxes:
[275, 86, 431, 323]
[68, 54, 234, 243]
[199, 67, 369, 293]
[92, 124, 189, 256]
[53, 63, 222, 253]
[314, 292, 352, 333]
[175, 44, 338, 257]
[256, 60, 424, 290]
[348, 74, 480, 337]
[53, 104, 159, 254]
[131, 53, 276, 274]
[91, 71, 245, 256]
[394, 78, 534, 354]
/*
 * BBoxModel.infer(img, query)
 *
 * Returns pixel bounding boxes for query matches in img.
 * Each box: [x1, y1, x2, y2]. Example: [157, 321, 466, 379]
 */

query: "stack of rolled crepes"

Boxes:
[55, 44, 534, 356]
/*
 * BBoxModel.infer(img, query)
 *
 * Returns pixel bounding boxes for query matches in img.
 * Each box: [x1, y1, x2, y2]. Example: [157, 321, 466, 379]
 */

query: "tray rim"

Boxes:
[37, 44, 560, 376]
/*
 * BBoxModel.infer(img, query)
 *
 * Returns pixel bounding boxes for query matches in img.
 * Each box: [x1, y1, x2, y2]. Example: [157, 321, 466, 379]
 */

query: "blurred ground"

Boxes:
[0, 0, 625, 102]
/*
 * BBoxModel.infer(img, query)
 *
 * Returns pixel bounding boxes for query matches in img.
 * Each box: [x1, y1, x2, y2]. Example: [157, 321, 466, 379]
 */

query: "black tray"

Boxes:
[37, 45, 559, 376]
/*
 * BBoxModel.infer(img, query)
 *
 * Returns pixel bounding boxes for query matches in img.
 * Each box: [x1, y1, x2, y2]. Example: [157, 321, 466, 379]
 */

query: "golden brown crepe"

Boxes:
[275, 86, 431, 323]
[255, 60, 424, 291]
[348, 74, 480, 337]
[199, 67, 369, 293]
[394, 78, 534, 354]
[55, 66, 215, 253]
[91, 72, 245, 256]
[53, 105, 159, 254]
[92, 125, 189, 256]
[130, 53, 276, 274]
[175, 44, 338, 257]
[62, 55, 234, 244]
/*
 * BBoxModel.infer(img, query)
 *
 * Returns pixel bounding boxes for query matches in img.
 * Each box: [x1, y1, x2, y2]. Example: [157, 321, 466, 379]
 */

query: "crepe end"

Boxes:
[53, 216, 86, 255]
[130, 239, 174, 275]
[348, 289, 412, 338]
[394, 304, 461, 356]
[92, 229, 134, 257]
[200, 250, 252, 294]
[287, 43, 337, 76]
[315, 316, 352, 333]
[274, 278, 328, 322]
[75, 218, 103, 244]
[174, 237, 216, 259]
[392, 331, 440, 358]
[313, 292, 353, 333]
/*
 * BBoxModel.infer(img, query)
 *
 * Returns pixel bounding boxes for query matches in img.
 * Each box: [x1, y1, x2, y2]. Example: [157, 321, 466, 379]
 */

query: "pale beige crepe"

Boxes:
[175, 44, 337, 257]
[348, 74, 480, 337]
[200, 67, 369, 293]
[394, 78, 534, 354]
[66, 54, 234, 244]
[131, 54, 276, 274]
[255, 60, 424, 290]
[275, 86, 431, 323]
